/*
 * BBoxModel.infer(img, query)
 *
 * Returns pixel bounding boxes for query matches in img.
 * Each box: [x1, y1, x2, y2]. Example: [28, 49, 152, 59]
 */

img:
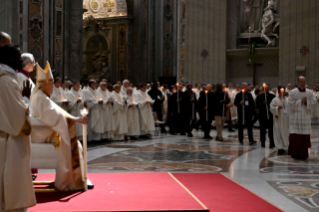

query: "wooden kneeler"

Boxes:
[33, 181, 59, 193]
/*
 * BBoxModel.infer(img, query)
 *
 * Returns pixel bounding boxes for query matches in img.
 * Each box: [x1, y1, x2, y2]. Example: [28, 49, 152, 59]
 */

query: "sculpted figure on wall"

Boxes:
[243, 0, 266, 32]
[92, 43, 109, 73]
[261, 1, 280, 47]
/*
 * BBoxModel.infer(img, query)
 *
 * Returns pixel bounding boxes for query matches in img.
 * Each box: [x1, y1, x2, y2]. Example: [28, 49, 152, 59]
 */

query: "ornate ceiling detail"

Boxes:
[83, 0, 127, 19]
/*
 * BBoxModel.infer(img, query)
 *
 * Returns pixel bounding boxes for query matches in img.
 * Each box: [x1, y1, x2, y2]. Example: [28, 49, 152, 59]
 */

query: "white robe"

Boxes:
[16, 72, 35, 116]
[126, 95, 141, 136]
[0, 64, 36, 211]
[82, 87, 105, 141]
[96, 88, 115, 139]
[31, 90, 84, 191]
[67, 88, 84, 137]
[270, 97, 289, 150]
[51, 86, 72, 112]
[111, 91, 128, 140]
[228, 90, 237, 120]
[135, 90, 155, 135]
[288, 88, 317, 135]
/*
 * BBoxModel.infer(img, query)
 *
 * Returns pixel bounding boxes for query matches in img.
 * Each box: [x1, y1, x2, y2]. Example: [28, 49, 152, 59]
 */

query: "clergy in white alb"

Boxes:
[0, 45, 36, 212]
[135, 85, 155, 136]
[120, 79, 130, 98]
[82, 80, 106, 141]
[67, 81, 85, 138]
[30, 61, 87, 191]
[111, 84, 128, 140]
[126, 88, 141, 138]
[288, 76, 317, 159]
[270, 87, 289, 154]
[51, 77, 71, 112]
[96, 82, 115, 139]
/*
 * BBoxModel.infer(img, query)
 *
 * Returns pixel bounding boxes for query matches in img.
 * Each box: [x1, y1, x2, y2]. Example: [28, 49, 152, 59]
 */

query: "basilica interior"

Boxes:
[1, 0, 319, 212]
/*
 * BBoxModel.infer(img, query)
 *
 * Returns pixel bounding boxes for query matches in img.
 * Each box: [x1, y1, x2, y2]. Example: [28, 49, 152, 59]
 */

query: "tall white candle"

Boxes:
[242, 89, 245, 125]
[263, 83, 269, 120]
[81, 108, 89, 191]
[205, 90, 208, 122]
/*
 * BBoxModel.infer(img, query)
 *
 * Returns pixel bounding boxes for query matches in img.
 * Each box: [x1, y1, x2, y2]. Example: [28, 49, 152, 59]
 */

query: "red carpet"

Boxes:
[30, 173, 206, 212]
[173, 173, 283, 212]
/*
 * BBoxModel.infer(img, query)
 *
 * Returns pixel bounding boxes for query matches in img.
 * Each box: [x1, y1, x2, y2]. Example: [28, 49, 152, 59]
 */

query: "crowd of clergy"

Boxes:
[0, 31, 318, 211]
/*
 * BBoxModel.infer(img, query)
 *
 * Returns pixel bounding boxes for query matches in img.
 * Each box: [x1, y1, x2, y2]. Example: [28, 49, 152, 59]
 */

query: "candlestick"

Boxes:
[205, 90, 208, 122]
[80, 108, 89, 191]
[242, 89, 245, 125]
[176, 83, 180, 113]
[263, 83, 270, 120]
[222, 88, 228, 119]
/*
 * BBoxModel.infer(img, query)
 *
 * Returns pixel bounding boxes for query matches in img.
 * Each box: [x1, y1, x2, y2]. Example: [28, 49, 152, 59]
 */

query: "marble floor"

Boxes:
[40, 125, 319, 212]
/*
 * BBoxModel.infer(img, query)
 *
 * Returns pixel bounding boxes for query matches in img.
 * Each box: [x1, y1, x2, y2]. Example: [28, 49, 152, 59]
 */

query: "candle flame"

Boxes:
[232, 91, 235, 94]
[192, 88, 195, 92]
[176, 83, 179, 86]
[205, 90, 208, 94]
[224, 88, 228, 92]
[280, 88, 285, 93]
[81, 108, 89, 117]
[161, 86, 164, 90]
[242, 89, 245, 93]
[263, 83, 267, 88]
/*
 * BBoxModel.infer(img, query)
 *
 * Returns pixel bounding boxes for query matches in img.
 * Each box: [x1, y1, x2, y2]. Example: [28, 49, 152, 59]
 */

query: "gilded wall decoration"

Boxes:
[83, 0, 127, 19]
[179, 0, 186, 82]
[163, 0, 174, 77]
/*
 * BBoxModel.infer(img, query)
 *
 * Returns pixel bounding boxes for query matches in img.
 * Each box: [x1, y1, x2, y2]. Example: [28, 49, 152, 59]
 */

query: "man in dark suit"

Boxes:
[256, 85, 275, 148]
[183, 84, 198, 137]
[234, 83, 256, 145]
[198, 84, 214, 139]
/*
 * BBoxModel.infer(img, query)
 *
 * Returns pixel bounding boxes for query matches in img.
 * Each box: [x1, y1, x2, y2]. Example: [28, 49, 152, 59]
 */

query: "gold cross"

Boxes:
[104, 0, 115, 12]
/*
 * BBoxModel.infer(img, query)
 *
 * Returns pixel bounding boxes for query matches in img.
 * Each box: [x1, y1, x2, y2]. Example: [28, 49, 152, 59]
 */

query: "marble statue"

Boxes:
[92, 43, 108, 73]
[243, 0, 266, 32]
[261, 1, 280, 47]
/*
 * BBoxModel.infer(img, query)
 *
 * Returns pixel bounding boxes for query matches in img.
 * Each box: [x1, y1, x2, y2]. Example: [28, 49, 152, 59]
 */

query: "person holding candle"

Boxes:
[198, 84, 214, 139]
[270, 86, 289, 155]
[30, 61, 88, 191]
[183, 84, 197, 137]
[51, 76, 71, 111]
[234, 83, 256, 145]
[256, 84, 275, 148]
[125, 88, 141, 140]
[213, 84, 230, 141]
[288, 76, 317, 160]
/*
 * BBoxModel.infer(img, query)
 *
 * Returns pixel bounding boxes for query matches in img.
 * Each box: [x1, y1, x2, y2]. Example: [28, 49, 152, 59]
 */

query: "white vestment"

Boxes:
[67, 88, 84, 137]
[135, 90, 155, 135]
[126, 95, 141, 136]
[51, 86, 72, 112]
[82, 87, 105, 141]
[0, 64, 36, 211]
[111, 91, 128, 140]
[228, 90, 237, 120]
[270, 97, 289, 150]
[31, 90, 84, 191]
[288, 88, 317, 134]
[96, 88, 115, 139]
[16, 72, 35, 117]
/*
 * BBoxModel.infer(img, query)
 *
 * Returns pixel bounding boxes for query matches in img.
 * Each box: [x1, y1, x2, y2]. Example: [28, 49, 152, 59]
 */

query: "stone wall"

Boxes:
[0, 0, 20, 45]
[279, 0, 319, 87]
[178, 0, 227, 84]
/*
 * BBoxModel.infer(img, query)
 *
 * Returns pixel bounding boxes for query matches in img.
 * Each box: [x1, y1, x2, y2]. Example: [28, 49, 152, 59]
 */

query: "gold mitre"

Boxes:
[36, 61, 53, 85]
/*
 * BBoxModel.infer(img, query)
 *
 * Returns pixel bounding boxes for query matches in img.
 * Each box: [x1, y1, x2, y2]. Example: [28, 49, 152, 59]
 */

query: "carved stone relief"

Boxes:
[83, 0, 127, 19]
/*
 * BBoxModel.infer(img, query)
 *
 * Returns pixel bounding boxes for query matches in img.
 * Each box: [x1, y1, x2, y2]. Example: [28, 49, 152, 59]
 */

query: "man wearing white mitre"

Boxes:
[135, 84, 156, 136]
[0, 44, 36, 212]
[30, 61, 88, 191]
[96, 81, 115, 139]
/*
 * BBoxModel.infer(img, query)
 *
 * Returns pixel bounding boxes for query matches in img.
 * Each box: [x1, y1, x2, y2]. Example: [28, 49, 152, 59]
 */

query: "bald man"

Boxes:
[288, 76, 316, 159]
[0, 32, 11, 47]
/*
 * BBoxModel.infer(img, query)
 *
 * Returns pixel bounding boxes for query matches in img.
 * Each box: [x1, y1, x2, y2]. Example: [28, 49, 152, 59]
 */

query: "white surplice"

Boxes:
[111, 91, 128, 140]
[135, 90, 155, 135]
[96, 87, 115, 139]
[288, 88, 317, 134]
[0, 64, 36, 211]
[82, 87, 105, 141]
[270, 97, 289, 150]
[16, 72, 35, 117]
[51, 86, 71, 112]
[67, 88, 84, 137]
[126, 95, 141, 136]
[227, 90, 237, 120]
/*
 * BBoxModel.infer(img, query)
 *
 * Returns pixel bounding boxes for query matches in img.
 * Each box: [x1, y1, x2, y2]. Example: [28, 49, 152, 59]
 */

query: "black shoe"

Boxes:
[130, 136, 138, 140]
[187, 133, 193, 137]
[181, 133, 186, 136]
[216, 137, 223, 141]
[124, 136, 129, 141]
[249, 142, 256, 145]
[228, 129, 236, 132]
[239, 141, 243, 144]
[203, 136, 212, 139]
[32, 174, 37, 181]
[277, 149, 286, 155]
[269, 145, 275, 149]
[252, 140, 257, 144]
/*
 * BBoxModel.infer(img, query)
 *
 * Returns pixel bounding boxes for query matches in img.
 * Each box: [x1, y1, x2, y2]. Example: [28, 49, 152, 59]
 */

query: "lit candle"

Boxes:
[242, 89, 245, 125]
[176, 83, 180, 113]
[263, 83, 269, 120]
[205, 90, 208, 122]
[161, 86, 164, 90]
[222, 88, 228, 119]
[80, 108, 89, 191]
[192, 88, 195, 120]
[280, 88, 285, 108]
